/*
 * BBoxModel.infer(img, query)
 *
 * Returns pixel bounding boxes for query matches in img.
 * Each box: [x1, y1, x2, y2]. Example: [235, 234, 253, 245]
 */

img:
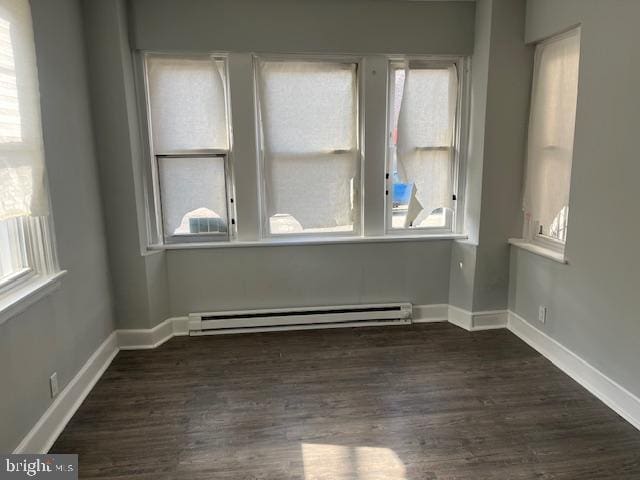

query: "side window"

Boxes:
[387, 61, 459, 231]
[523, 29, 580, 247]
[0, 0, 58, 294]
[145, 55, 233, 243]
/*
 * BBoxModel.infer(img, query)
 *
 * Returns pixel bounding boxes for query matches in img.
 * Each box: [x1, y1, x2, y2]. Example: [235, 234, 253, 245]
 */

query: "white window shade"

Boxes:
[258, 60, 359, 234]
[523, 30, 580, 243]
[147, 55, 229, 153]
[393, 65, 458, 228]
[0, 0, 48, 221]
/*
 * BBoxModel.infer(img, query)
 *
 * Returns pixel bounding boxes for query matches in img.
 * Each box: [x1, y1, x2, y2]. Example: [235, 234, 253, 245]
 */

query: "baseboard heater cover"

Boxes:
[188, 303, 413, 335]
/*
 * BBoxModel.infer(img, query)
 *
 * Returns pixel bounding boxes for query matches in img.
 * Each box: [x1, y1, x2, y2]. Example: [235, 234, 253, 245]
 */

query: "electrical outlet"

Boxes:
[538, 305, 547, 324]
[49, 372, 59, 398]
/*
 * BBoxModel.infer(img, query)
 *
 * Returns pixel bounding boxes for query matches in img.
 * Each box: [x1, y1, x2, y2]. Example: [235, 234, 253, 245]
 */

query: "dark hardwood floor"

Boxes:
[51, 323, 640, 479]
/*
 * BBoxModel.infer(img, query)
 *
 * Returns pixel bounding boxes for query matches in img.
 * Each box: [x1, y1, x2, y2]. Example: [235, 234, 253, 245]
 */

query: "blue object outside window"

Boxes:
[392, 172, 411, 206]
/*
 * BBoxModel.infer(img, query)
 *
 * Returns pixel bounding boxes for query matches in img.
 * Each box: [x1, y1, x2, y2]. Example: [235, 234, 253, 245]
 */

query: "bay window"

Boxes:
[140, 53, 468, 247]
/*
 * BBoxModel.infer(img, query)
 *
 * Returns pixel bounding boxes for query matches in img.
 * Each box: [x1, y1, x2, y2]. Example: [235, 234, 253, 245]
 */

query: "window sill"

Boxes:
[508, 238, 568, 264]
[148, 233, 468, 251]
[0, 270, 67, 326]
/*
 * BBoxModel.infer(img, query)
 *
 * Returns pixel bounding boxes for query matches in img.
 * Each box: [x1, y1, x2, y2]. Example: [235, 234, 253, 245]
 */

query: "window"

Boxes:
[387, 60, 460, 232]
[523, 29, 580, 248]
[145, 54, 233, 243]
[140, 53, 468, 247]
[256, 59, 360, 236]
[0, 0, 58, 298]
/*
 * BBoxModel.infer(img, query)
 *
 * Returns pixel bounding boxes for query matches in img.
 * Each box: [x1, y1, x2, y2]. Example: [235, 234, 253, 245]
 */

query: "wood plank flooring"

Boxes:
[51, 323, 640, 479]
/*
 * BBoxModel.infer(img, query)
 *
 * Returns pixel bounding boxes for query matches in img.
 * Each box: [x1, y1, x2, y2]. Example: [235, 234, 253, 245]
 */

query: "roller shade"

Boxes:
[258, 60, 358, 233]
[523, 30, 580, 242]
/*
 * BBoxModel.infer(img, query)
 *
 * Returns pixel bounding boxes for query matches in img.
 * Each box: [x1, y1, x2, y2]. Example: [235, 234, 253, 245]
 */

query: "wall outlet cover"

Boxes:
[538, 305, 547, 324]
[50, 372, 59, 398]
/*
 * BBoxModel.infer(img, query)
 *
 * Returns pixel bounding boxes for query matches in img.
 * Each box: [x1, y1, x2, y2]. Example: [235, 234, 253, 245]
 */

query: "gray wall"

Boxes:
[510, 0, 640, 397]
[167, 241, 452, 315]
[82, 0, 169, 329]
[448, 0, 491, 311]
[472, 0, 532, 311]
[450, 0, 532, 313]
[130, 0, 475, 54]
[0, 0, 114, 452]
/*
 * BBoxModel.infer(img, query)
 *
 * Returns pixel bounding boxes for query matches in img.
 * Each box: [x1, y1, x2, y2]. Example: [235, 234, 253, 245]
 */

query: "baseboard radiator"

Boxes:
[188, 303, 413, 336]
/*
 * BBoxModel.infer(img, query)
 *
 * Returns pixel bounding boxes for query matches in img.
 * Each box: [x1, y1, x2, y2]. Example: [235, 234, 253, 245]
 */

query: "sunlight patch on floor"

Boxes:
[301, 443, 406, 480]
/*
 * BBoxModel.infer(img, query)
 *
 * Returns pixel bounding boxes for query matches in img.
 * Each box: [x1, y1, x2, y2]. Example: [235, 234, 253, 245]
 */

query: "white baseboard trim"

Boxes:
[117, 317, 189, 350]
[412, 304, 448, 323]
[13, 332, 119, 454]
[448, 305, 508, 331]
[13, 317, 190, 453]
[472, 309, 509, 330]
[508, 311, 640, 432]
[447, 305, 472, 330]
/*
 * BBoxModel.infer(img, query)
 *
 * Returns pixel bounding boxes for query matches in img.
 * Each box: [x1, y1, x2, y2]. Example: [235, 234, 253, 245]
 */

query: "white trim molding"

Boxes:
[448, 305, 508, 331]
[0, 271, 67, 326]
[117, 317, 189, 350]
[13, 332, 119, 454]
[12, 318, 190, 454]
[412, 304, 449, 323]
[508, 311, 640, 431]
[148, 233, 469, 251]
[509, 238, 567, 264]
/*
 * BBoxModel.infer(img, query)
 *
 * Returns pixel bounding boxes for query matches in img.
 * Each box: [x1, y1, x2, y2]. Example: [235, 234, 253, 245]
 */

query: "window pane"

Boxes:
[146, 56, 228, 153]
[523, 30, 580, 243]
[258, 60, 359, 235]
[0, 216, 28, 283]
[158, 156, 228, 239]
[390, 65, 458, 229]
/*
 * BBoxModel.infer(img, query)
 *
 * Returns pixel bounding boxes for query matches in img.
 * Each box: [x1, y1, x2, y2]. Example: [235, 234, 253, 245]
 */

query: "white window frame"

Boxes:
[139, 52, 237, 245]
[155, 152, 234, 244]
[0, 215, 62, 321]
[384, 56, 469, 237]
[0, 217, 30, 290]
[254, 54, 364, 240]
[525, 215, 567, 255]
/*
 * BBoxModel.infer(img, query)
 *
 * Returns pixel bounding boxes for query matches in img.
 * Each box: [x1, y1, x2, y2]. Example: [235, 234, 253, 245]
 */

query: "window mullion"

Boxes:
[362, 56, 388, 237]
[228, 53, 260, 241]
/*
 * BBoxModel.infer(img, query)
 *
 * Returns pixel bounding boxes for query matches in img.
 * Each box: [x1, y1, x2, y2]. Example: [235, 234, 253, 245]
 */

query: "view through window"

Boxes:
[388, 62, 458, 231]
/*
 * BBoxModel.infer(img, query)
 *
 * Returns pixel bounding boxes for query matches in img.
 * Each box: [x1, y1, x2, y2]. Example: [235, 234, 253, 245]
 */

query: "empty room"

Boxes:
[1, 0, 639, 478]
